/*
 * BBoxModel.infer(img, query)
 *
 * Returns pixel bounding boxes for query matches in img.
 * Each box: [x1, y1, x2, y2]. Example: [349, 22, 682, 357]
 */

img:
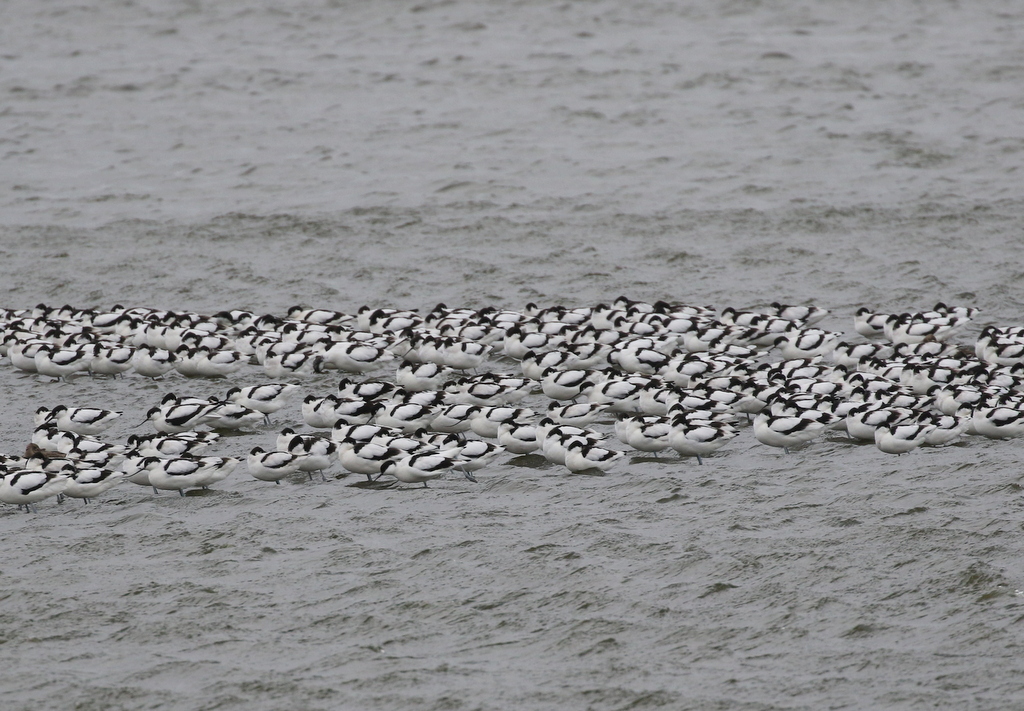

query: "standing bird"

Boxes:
[337, 441, 397, 481]
[667, 419, 738, 465]
[563, 440, 625, 474]
[874, 423, 935, 455]
[143, 402, 220, 434]
[497, 421, 541, 454]
[39, 405, 122, 436]
[89, 345, 135, 378]
[455, 440, 504, 475]
[323, 342, 394, 373]
[0, 467, 71, 512]
[395, 360, 452, 392]
[62, 468, 125, 503]
[144, 456, 235, 495]
[247, 447, 304, 484]
[206, 402, 266, 431]
[753, 412, 832, 454]
[280, 434, 337, 481]
[132, 345, 177, 378]
[540, 368, 596, 401]
[33, 344, 92, 381]
[226, 383, 301, 424]
[378, 453, 472, 488]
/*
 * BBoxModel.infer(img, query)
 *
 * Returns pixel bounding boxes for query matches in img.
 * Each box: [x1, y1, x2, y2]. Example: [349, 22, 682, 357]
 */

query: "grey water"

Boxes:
[2, 1, 1024, 709]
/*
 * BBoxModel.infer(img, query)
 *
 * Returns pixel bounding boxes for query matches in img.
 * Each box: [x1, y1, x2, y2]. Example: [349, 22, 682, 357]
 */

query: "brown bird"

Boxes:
[24, 443, 65, 459]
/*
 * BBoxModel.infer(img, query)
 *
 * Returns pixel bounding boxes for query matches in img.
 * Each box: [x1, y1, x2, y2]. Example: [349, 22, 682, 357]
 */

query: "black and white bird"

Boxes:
[586, 377, 647, 413]
[88, 344, 135, 378]
[619, 416, 673, 456]
[302, 394, 346, 429]
[563, 440, 625, 474]
[520, 349, 576, 380]
[193, 348, 246, 378]
[126, 433, 214, 459]
[753, 412, 833, 454]
[497, 421, 541, 454]
[144, 402, 220, 434]
[33, 344, 92, 381]
[247, 447, 304, 484]
[429, 403, 481, 434]
[331, 423, 399, 447]
[546, 402, 611, 427]
[854, 307, 889, 338]
[280, 433, 337, 480]
[0, 467, 71, 512]
[131, 345, 177, 378]
[540, 428, 607, 466]
[38, 405, 122, 436]
[323, 342, 394, 373]
[374, 402, 437, 433]
[845, 405, 915, 442]
[438, 338, 491, 371]
[454, 440, 504, 473]
[774, 329, 841, 360]
[768, 302, 829, 326]
[262, 350, 324, 378]
[226, 383, 301, 424]
[972, 406, 1024, 439]
[540, 367, 597, 402]
[377, 453, 471, 487]
[502, 328, 562, 360]
[445, 377, 529, 407]
[667, 419, 738, 464]
[336, 378, 397, 401]
[873, 422, 935, 454]
[62, 467, 125, 503]
[144, 456, 237, 494]
[470, 406, 534, 439]
[337, 441, 397, 481]
[395, 360, 452, 392]
[203, 402, 265, 431]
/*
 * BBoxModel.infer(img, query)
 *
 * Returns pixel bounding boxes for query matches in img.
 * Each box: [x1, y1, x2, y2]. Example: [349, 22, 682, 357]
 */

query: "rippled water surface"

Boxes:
[3, 1, 1024, 709]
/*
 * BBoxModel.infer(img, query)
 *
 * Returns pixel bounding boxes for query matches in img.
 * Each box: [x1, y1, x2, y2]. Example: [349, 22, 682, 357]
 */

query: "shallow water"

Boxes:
[3, 1, 1024, 709]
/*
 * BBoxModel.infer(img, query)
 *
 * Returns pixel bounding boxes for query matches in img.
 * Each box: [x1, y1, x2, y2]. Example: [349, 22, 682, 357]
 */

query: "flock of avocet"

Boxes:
[1, 298, 1022, 512]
